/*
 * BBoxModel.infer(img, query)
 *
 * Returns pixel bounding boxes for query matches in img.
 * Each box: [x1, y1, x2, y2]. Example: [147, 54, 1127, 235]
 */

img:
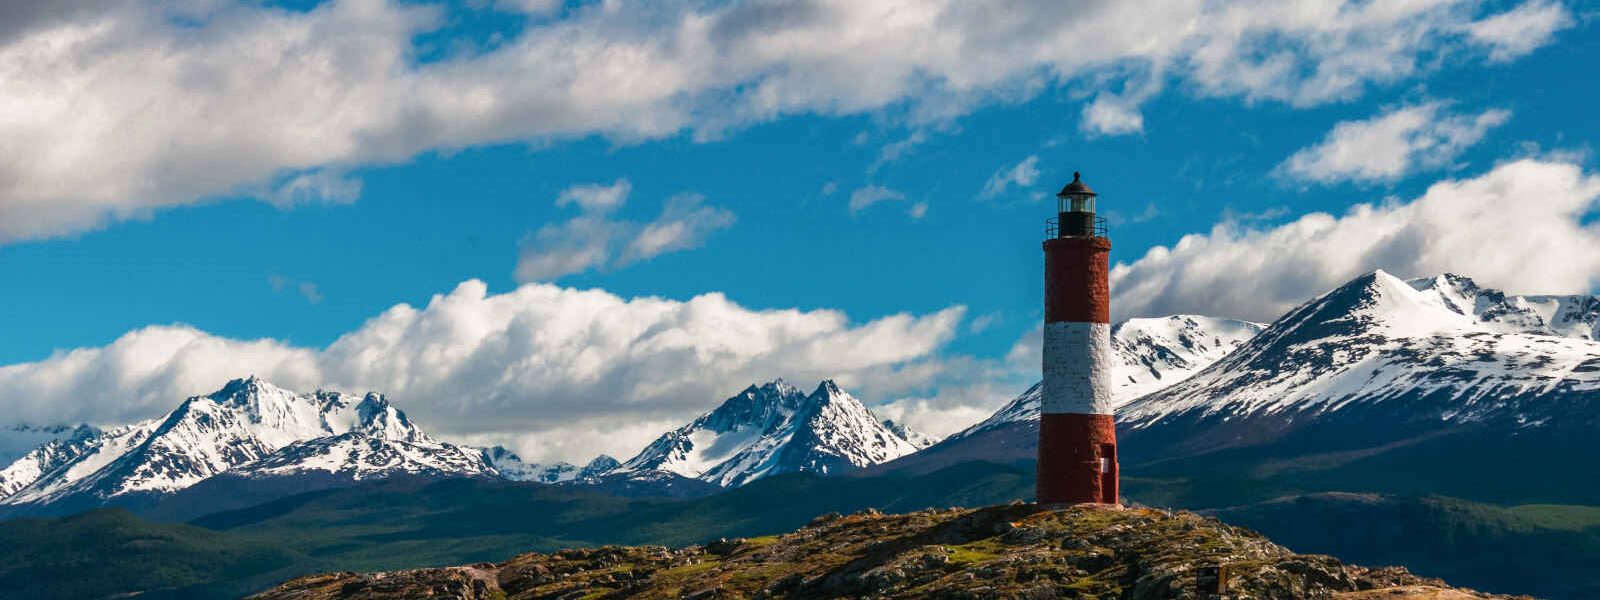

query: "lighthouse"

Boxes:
[1037, 171, 1118, 506]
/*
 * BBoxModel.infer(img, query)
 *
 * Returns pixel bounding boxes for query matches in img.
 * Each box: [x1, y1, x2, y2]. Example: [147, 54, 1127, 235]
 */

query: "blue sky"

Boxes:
[1, 0, 1598, 462]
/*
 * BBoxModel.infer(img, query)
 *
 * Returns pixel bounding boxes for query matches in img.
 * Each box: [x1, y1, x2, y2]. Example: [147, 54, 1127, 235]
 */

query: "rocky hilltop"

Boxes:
[252, 503, 1514, 599]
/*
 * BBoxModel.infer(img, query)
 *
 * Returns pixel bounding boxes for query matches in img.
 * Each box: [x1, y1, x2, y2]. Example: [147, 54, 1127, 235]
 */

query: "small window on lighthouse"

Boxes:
[1098, 457, 1111, 473]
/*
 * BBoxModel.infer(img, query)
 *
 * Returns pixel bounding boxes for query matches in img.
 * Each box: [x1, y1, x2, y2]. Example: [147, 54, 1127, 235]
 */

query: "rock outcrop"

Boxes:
[252, 503, 1519, 599]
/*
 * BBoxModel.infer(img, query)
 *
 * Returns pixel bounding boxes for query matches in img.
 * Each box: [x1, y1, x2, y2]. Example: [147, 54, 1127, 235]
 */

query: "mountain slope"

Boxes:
[1112, 314, 1269, 399]
[957, 314, 1265, 442]
[2, 377, 370, 506]
[223, 393, 493, 481]
[0, 508, 304, 600]
[253, 503, 1508, 600]
[1119, 270, 1600, 458]
[886, 274, 1599, 494]
[483, 448, 621, 484]
[881, 419, 939, 448]
[0, 425, 103, 499]
[0, 377, 506, 513]
[873, 315, 1263, 474]
[616, 380, 920, 487]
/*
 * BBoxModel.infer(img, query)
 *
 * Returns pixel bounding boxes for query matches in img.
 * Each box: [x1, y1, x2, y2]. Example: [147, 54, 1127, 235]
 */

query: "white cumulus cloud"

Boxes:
[1111, 158, 1600, 323]
[1280, 102, 1512, 184]
[0, 0, 1572, 242]
[0, 280, 968, 464]
[1467, 0, 1575, 62]
[1080, 95, 1146, 137]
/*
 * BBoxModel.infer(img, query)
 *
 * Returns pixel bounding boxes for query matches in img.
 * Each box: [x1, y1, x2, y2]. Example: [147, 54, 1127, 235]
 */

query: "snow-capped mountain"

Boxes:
[1411, 273, 1600, 340]
[615, 380, 922, 487]
[1119, 270, 1600, 453]
[1112, 315, 1268, 400]
[882, 419, 940, 449]
[222, 393, 493, 481]
[0, 425, 103, 498]
[0, 377, 501, 509]
[867, 273, 1599, 506]
[484, 448, 620, 484]
[942, 315, 1266, 443]
[872, 315, 1264, 474]
[0, 424, 94, 465]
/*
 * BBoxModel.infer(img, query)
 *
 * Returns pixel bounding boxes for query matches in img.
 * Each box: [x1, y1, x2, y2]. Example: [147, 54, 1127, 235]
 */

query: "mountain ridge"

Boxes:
[1119, 270, 1600, 454]
[615, 379, 922, 487]
[0, 377, 503, 512]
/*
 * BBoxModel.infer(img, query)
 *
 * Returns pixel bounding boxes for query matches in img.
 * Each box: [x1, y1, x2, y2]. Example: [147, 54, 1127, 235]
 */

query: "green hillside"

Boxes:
[1, 463, 1595, 599]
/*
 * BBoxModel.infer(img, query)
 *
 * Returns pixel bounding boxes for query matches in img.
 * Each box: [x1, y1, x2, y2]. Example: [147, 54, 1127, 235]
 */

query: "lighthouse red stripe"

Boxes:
[1043, 237, 1111, 324]
[1036, 412, 1118, 505]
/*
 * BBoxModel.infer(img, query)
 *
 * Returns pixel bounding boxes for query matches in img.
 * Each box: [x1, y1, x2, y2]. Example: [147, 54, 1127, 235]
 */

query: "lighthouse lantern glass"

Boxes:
[1060, 194, 1094, 214]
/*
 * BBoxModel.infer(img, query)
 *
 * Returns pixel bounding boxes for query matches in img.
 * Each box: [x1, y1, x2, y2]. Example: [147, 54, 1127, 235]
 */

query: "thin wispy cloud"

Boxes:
[1280, 102, 1512, 185]
[297, 282, 324, 305]
[556, 179, 632, 214]
[516, 180, 735, 282]
[623, 194, 736, 264]
[268, 274, 325, 305]
[979, 155, 1041, 200]
[848, 185, 907, 215]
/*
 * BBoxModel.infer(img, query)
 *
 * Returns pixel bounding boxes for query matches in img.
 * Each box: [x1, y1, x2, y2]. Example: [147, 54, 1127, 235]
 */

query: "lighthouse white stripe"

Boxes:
[1041, 321, 1114, 415]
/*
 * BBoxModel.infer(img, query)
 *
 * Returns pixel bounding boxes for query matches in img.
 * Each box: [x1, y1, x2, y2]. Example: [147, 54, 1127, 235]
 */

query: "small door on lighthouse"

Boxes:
[1098, 443, 1117, 504]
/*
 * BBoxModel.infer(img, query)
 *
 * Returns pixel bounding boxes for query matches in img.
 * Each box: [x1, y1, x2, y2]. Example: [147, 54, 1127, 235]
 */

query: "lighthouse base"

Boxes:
[1036, 413, 1118, 505]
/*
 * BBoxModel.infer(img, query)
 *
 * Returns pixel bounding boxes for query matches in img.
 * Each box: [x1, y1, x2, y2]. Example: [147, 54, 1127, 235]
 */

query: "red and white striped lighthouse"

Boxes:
[1037, 171, 1119, 506]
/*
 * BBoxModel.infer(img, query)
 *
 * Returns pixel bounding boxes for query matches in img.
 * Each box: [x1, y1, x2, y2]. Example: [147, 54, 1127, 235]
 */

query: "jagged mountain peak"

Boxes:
[811, 379, 844, 397]
[1250, 269, 1600, 348]
[478, 448, 622, 484]
[933, 314, 1263, 449]
[880, 419, 939, 449]
[617, 380, 918, 487]
[229, 429, 493, 482]
[353, 393, 425, 442]
[1118, 270, 1600, 438]
[582, 454, 620, 477]
[208, 375, 275, 403]
[0, 377, 485, 507]
[1406, 272, 1600, 340]
[1110, 315, 1266, 400]
[751, 378, 802, 396]
[696, 379, 810, 434]
[0, 425, 106, 499]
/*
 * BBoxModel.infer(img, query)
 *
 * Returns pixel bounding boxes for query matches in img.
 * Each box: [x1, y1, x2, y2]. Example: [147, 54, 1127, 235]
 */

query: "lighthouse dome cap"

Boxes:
[1057, 171, 1097, 197]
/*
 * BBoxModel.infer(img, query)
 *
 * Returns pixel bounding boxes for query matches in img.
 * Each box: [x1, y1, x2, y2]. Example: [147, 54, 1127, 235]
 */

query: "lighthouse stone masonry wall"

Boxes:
[1038, 234, 1119, 506]
[1041, 235, 1113, 411]
[1041, 322, 1114, 414]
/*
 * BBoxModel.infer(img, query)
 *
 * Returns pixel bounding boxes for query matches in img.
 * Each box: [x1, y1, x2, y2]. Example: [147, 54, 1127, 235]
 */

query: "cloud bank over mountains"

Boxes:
[0, 0, 1573, 242]
[1111, 158, 1600, 323]
[0, 280, 964, 463]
